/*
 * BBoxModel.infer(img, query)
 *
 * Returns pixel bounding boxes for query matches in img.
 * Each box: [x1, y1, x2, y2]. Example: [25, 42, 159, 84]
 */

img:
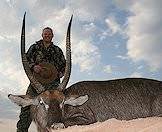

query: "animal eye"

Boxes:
[39, 100, 43, 105]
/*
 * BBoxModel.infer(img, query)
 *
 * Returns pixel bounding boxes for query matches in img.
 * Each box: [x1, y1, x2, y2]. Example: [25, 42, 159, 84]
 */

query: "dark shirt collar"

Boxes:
[36, 39, 54, 48]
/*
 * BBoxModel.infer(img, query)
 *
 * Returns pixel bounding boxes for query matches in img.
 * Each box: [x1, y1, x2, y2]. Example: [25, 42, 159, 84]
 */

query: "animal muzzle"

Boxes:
[46, 123, 65, 131]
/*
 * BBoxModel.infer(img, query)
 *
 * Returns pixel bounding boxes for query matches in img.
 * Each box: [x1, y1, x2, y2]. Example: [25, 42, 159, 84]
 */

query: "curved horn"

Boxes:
[58, 15, 73, 91]
[21, 12, 45, 93]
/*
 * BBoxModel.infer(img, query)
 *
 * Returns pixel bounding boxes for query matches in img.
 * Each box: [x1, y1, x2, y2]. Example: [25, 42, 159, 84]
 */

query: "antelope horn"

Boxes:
[21, 12, 45, 93]
[58, 15, 73, 91]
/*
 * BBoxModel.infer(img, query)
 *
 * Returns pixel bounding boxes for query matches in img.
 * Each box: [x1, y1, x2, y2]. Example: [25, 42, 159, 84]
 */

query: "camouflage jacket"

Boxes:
[26, 40, 66, 76]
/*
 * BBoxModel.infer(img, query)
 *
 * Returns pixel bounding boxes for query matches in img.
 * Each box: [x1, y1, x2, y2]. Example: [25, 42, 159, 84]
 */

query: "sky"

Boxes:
[0, 0, 162, 130]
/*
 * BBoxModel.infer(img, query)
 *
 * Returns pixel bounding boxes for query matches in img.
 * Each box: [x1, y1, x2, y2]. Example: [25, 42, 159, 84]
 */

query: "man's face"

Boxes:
[42, 29, 53, 43]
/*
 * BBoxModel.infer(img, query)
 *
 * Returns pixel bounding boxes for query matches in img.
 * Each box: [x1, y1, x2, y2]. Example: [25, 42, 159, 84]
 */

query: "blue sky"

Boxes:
[0, 0, 162, 125]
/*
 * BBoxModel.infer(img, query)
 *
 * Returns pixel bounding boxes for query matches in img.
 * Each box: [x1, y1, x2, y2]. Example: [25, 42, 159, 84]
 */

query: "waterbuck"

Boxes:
[8, 13, 162, 132]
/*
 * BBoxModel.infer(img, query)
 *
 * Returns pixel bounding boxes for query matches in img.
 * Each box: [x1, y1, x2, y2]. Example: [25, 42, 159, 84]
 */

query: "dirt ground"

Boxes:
[1, 117, 162, 132]
[54, 117, 162, 132]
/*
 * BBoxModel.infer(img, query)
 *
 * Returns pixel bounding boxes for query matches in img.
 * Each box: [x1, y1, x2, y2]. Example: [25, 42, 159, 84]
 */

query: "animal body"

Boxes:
[8, 13, 162, 132]
[64, 78, 162, 122]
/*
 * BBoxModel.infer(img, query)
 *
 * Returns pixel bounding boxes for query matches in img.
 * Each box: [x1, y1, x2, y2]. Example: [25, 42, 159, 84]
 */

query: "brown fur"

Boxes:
[41, 90, 65, 102]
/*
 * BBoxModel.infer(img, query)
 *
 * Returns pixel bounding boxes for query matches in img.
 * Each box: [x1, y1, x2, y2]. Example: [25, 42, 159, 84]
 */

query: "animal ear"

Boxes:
[8, 94, 36, 107]
[64, 95, 88, 106]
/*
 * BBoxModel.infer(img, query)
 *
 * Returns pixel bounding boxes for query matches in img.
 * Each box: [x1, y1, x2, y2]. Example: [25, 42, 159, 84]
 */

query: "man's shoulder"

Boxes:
[35, 40, 43, 45]
[51, 43, 63, 51]
[30, 40, 42, 48]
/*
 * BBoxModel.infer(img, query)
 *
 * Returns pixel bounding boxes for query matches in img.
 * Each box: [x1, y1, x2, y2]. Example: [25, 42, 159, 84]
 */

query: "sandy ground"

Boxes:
[55, 118, 162, 132]
[53, 117, 162, 132]
[1, 117, 162, 132]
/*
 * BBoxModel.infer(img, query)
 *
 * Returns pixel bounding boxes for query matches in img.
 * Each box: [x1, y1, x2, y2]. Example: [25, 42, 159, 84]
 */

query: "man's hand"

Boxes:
[33, 65, 42, 73]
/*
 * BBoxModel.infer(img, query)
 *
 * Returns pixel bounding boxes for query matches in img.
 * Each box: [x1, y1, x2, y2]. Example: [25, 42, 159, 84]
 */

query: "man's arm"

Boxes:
[26, 44, 36, 71]
[53, 46, 66, 78]
[26, 44, 45, 93]
[58, 49, 66, 78]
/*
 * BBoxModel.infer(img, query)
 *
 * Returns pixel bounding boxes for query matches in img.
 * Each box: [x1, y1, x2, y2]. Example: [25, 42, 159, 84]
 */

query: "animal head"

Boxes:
[8, 90, 88, 129]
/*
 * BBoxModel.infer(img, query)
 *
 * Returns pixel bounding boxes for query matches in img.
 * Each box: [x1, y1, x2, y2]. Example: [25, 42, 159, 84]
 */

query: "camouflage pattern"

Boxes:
[26, 39, 66, 75]
[17, 40, 66, 132]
